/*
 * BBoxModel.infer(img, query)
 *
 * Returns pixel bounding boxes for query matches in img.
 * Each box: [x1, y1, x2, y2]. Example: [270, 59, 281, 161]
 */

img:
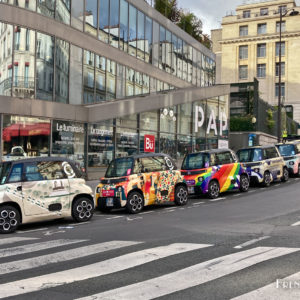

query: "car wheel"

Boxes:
[72, 197, 94, 222]
[126, 192, 144, 214]
[262, 171, 271, 187]
[281, 167, 289, 182]
[208, 180, 220, 199]
[0, 205, 20, 234]
[174, 185, 188, 206]
[239, 174, 250, 192]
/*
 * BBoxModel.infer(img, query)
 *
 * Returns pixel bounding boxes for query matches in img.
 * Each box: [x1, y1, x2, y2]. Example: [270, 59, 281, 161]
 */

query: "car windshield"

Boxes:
[105, 157, 134, 178]
[0, 163, 11, 185]
[277, 144, 296, 156]
[182, 153, 210, 170]
[237, 149, 263, 162]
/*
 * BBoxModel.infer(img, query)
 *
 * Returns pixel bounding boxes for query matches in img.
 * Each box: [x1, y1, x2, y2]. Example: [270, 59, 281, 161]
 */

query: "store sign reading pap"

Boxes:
[194, 106, 228, 136]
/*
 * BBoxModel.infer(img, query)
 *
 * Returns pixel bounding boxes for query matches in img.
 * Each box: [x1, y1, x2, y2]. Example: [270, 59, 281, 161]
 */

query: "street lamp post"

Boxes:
[277, 8, 299, 142]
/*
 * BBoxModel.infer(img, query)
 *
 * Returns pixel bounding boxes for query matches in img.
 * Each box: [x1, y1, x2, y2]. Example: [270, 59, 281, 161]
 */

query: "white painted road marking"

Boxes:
[0, 241, 141, 275]
[209, 197, 226, 202]
[106, 216, 124, 220]
[16, 228, 48, 234]
[78, 247, 300, 300]
[291, 221, 300, 227]
[0, 239, 86, 258]
[0, 243, 212, 299]
[234, 236, 270, 249]
[192, 202, 205, 205]
[0, 237, 39, 246]
[232, 271, 300, 299]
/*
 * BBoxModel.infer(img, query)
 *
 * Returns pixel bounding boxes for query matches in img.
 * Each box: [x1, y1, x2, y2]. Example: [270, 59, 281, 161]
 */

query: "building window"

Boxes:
[239, 26, 248, 36]
[257, 64, 266, 78]
[275, 82, 285, 97]
[257, 23, 267, 34]
[243, 10, 250, 18]
[276, 62, 285, 76]
[239, 45, 248, 59]
[276, 21, 286, 33]
[276, 42, 285, 56]
[278, 5, 287, 14]
[260, 8, 268, 16]
[239, 65, 248, 80]
[257, 43, 266, 57]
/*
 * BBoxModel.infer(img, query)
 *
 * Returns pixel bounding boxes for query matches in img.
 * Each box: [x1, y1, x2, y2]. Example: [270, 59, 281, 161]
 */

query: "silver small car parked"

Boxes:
[0, 157, 94, 233]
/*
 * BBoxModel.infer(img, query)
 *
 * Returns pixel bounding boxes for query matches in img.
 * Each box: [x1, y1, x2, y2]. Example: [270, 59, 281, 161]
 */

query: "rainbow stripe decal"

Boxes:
[182, 163, 246, 194]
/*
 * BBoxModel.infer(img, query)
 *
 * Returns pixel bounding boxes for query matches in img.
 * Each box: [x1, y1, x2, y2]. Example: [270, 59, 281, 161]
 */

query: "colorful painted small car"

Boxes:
[237, 145, 289, 186]
[181, 149, 249, 199]
[96, 153, 188, 214]
[276, 141, 300, 177]
[0, 157, 94, 233]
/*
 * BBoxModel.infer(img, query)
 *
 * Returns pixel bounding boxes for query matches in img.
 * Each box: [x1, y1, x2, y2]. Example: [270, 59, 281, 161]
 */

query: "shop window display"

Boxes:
[88, 121, 114, 168]
[2, 115, 50, 161]
[52, 120, 85, 170]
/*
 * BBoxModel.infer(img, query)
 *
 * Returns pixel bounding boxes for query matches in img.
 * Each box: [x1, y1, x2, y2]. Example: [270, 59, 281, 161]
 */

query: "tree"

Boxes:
[154, 0, 180, 23]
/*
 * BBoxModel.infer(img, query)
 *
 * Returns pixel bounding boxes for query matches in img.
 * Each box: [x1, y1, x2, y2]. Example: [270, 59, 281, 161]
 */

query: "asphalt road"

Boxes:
[1, 177, 300, 299]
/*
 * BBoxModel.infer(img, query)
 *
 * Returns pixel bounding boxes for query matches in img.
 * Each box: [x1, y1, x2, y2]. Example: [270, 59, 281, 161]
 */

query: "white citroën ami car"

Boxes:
[0, 157, 94, 233]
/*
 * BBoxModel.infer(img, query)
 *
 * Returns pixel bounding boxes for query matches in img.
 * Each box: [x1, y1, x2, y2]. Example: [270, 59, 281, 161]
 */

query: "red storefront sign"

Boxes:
[144, 135, 155, 152]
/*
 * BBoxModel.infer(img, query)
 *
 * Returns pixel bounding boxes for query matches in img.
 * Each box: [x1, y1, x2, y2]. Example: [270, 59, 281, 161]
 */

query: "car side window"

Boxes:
[264, 147, 279, 159]
[296, 144, 300, 153]
[140, 157, 165, 172]
[210, 154, 216, 166]
[7, 163, 23, 183]
[34, 161, 67, 180]
[215, 152, 234, 165]
[24, 163, 44, 182]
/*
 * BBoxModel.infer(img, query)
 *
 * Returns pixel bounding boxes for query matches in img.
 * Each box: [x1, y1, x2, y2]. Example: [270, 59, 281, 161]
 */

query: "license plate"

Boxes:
[102, 190, 115, 197]
[106, 198, 114, 207]
[188, 187, 194, 194]
[186, 180, 196, 186]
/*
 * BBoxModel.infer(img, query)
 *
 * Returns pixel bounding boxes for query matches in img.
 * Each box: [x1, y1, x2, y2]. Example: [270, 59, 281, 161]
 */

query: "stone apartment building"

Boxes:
[212, 0, 300, 123]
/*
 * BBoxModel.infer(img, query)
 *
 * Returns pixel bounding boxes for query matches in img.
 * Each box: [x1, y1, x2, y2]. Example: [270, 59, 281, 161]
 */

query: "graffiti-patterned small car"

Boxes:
[96, 153, 188, 214]
[276, 141, 300, 177]
[237, 145, 289, 186]
[181, 149, 249, 199]
[0, 157, 94, 233]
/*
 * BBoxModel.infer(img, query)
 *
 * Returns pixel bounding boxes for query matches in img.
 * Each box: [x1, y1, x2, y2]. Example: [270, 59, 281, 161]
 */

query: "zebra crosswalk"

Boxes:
[0, 236, 299, 299]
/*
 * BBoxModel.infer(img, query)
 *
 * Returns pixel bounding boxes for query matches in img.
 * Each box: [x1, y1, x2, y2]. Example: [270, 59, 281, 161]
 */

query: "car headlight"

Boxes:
[254, 168, 260, 173]
[198, 177, 204, 182]
[289, 161, 295, 165]
[118, 186, 122, 192]
[96, 187, 101, 193]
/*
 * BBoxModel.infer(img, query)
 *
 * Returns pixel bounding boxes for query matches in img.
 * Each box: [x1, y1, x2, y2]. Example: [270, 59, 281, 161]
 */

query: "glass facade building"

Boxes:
[0, 0, 227, 179]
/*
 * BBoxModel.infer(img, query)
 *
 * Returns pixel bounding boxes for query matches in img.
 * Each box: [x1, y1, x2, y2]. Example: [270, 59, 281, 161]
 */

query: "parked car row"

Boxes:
[0, 140, 299, 233]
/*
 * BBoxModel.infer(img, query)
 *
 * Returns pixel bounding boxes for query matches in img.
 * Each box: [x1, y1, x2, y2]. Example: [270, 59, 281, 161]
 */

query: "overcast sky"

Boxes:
[177, 0, 300, 35]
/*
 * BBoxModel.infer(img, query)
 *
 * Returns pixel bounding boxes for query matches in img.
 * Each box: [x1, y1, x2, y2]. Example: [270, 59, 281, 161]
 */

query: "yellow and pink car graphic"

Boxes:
[96, 154, 188, 214]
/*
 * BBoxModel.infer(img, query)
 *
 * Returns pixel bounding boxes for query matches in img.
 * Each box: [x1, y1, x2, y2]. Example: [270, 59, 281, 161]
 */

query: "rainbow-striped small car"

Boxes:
[276, 141, 300, 177]
[181, 149, 249, 199]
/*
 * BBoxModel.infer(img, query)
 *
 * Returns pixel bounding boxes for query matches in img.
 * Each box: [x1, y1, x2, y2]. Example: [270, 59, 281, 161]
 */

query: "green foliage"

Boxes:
[154, 0, 211, 49]
[154, 0, 180, 23]
[266, 109, 275, 130]
[230, 115, 255, 131]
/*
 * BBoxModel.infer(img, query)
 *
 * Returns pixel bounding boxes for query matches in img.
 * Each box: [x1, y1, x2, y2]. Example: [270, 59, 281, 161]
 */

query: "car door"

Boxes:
[214, 151, 236, 192]
[138, 157, 160, 205]
[22, 161, 70, 216]
[5, 162, 23, 208]
[264, 147, 281, 180]
[156, 155, 178, 202]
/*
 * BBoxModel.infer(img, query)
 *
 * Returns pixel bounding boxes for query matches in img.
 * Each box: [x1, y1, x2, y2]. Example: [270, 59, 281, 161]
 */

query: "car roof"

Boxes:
[237, 145, 276, 151]
[187, 148, 233, 155]
[2, 157, 75, 164]
[116, 153, 173, 160]
[276, 141, 300, 146]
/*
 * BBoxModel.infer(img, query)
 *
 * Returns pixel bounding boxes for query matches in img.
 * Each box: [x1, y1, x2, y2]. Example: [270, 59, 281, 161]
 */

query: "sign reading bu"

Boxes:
[144, 135, 155, 152]
[194, 106, 228, 136]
